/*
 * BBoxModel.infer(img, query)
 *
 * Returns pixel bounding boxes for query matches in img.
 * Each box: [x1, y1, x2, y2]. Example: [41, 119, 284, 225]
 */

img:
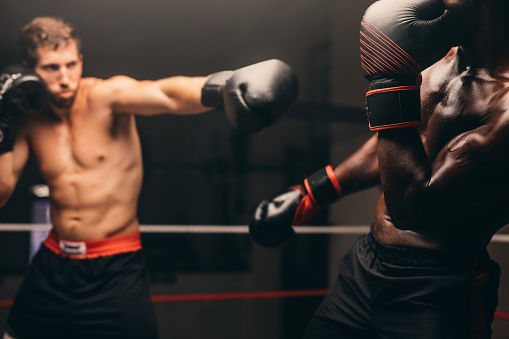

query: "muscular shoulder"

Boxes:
[421, 47, 463, 93]
[421, 50, 509, 156]
[436, 78, 509, 157]
[85, 75, 137, 99]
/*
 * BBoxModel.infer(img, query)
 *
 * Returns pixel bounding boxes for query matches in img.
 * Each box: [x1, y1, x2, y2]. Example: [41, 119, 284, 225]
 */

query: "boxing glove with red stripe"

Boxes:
[360, 0, 457, 131]
[248, 165, 342, 247]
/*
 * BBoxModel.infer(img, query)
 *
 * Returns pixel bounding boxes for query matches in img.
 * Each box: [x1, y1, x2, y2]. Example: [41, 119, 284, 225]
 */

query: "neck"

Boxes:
[49, 103, 73, 121]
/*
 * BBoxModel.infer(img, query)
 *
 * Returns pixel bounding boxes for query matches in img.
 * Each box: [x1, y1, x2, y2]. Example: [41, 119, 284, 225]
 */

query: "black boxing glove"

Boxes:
[248, 165, 342, 247]
[360, 0, 457, 131]
[0, 64, 48, 153]
[201, 59, 299, 133]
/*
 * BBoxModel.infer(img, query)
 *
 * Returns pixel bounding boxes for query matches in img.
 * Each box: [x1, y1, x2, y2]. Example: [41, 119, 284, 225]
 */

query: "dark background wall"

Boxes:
[0, 0, 332, 94]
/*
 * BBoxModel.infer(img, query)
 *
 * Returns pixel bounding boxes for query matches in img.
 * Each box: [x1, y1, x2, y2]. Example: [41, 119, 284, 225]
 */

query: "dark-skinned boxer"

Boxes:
[249, 0, 508, 337]
[0, 16, 298, 339]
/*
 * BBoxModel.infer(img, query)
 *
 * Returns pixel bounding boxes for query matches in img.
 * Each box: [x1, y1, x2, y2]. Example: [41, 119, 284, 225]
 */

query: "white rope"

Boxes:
[0, 224, 52, 231]
[0, 223, 508, 243]
[140, 225, 371, 235]
[0, 224, 370, 235]
[492, 234, 509, 244]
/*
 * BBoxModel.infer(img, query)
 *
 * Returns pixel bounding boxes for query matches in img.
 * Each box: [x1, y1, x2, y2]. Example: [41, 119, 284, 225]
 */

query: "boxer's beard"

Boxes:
[50, 92, 76, 109]
[50, 81, 80, 109]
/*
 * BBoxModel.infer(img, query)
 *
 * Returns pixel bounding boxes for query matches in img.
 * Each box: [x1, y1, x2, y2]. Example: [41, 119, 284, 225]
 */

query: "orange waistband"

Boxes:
[43, 230, 142, 259]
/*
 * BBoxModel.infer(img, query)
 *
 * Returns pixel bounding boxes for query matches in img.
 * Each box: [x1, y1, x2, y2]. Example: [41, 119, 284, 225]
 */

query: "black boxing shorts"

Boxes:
[304, 230, 501, 339]
[5, 231, 159, 339]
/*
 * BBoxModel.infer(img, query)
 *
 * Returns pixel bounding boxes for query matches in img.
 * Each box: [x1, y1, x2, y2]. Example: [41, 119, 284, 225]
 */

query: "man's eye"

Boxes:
[43, 65, 59, 71]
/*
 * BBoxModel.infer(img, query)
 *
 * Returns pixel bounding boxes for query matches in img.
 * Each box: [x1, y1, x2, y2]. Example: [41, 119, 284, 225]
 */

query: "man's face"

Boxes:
[34, 40, 83, 109]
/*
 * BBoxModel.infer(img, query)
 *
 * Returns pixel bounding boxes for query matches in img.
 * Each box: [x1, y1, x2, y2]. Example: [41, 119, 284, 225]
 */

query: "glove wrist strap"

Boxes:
[304, 165, 342, 208]
[366, 86, 421, 131]
[201, 71, 234, 107]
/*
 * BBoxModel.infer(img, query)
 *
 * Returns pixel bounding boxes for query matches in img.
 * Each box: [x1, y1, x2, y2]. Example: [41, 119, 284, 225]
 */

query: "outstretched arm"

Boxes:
[334, 134, 380, 196]
[110, 75, 209, 116]
[108, 60, 299, 133]
[248, 134, 380, 247]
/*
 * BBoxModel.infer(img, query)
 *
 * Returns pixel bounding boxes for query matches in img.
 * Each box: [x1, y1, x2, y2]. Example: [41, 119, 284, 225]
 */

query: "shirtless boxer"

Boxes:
[0, 16, 298, 339]
[248, 0, 507, 337]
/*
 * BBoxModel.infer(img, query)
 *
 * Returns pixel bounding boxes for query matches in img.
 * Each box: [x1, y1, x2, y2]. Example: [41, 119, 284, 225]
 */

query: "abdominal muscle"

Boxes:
[29, 114, 144, 241]
[46, 166, 142, 241]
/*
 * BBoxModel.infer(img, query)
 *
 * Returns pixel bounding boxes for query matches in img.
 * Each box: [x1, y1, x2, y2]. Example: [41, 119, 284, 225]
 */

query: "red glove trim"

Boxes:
[325, 165, 342, 199]
[366, 85, 420, 96]
[369, 120, 421, 131]
[303, 178, 320, 210]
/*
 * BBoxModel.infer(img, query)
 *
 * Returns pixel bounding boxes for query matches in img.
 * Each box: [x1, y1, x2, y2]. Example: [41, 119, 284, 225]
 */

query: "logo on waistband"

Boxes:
[59, 239, 86, 258]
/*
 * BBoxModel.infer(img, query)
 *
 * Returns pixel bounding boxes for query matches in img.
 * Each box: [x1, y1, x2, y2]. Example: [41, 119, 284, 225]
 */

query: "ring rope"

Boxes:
[0, 289, 508, 321]
[0, 224, 509, 243]
[0, 224, 370, 234]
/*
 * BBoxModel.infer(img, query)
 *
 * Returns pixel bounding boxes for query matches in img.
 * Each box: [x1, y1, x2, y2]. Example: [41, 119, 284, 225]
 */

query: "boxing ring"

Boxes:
[0, 223, 508, 325]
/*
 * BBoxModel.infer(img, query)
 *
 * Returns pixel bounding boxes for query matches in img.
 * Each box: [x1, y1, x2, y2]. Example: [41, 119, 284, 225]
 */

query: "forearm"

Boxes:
[155, 76, 210, 115]
[0, 152, 19, 207]
[334, 134, 381, 197]
[0, 132, 29, 207]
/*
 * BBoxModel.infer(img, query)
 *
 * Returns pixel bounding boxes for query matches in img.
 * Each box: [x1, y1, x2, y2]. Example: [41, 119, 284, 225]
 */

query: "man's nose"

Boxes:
[59, 68, 70, 86]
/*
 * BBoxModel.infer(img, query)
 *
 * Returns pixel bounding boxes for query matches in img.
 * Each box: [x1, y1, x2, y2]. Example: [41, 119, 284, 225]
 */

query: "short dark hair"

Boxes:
[19, 17, 81, 67]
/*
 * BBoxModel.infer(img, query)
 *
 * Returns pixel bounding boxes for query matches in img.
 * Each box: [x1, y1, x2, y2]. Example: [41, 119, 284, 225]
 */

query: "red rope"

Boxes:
[0, 289, 329, 308]
[494, 310, 509, 321]
[150, 289, 329, 303]
[0, 289, 508, 322]
[0, 300, 12, 307]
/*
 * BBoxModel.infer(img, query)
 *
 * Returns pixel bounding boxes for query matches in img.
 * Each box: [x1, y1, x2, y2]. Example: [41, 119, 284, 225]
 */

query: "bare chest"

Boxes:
[27, 109, 140, 181]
